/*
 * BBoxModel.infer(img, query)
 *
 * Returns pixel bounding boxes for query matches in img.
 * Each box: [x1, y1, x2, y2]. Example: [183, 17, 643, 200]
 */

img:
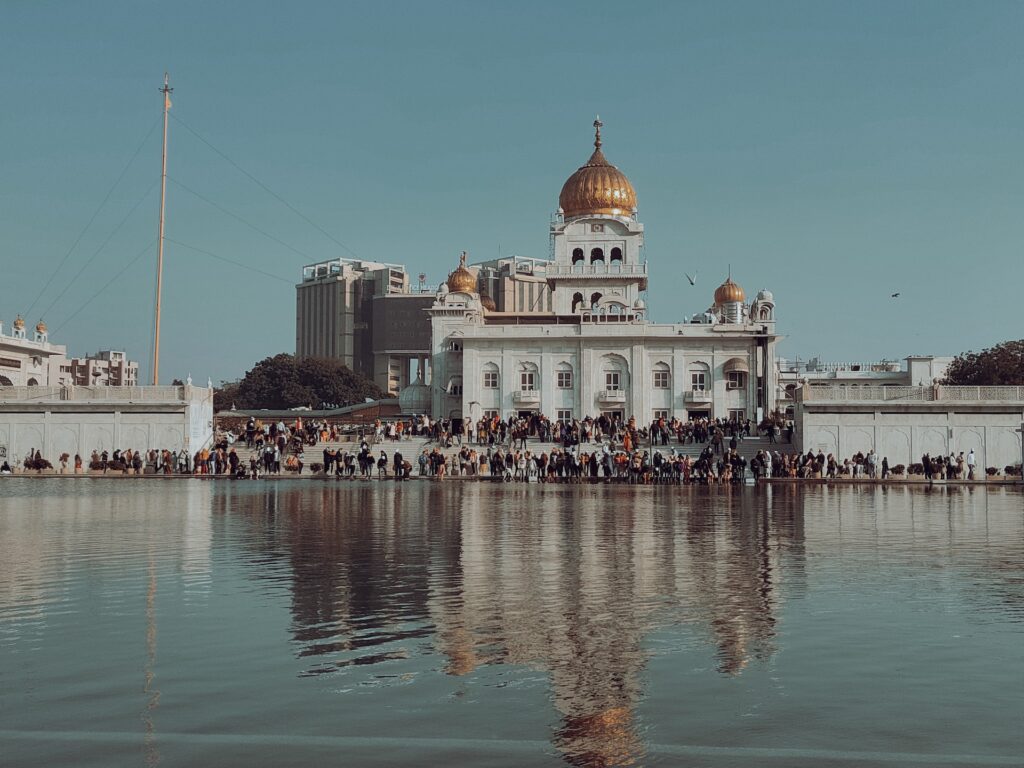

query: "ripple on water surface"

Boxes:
[1, 479, 1022, 767]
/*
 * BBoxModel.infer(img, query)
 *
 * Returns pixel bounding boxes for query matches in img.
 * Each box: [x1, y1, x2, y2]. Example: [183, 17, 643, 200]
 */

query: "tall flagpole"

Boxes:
[152, 72, 172, 385]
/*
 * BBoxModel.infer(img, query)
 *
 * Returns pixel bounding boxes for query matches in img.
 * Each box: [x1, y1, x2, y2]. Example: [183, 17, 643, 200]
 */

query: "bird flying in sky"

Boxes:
[686, 272, 697, 286]
[891, 292, 901, 298]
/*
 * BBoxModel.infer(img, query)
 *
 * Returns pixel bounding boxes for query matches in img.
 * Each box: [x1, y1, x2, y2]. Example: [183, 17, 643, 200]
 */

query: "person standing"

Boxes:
[881, 456, 889, 480]
[967, 449, 976, 481]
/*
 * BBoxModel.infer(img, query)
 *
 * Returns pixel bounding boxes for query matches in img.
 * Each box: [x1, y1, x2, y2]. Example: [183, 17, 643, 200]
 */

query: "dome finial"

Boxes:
[558, 118, 636, 217]
[446, 251, 476, 293]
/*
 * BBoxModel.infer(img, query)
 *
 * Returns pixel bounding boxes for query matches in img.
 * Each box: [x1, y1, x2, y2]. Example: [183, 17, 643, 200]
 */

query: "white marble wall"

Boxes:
[797, 407, 1024, 470]
[0, 392, 213, 465]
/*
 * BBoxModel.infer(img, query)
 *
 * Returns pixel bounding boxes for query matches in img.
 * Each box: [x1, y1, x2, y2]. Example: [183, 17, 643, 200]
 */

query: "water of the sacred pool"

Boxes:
[1, 480, 1022, 767]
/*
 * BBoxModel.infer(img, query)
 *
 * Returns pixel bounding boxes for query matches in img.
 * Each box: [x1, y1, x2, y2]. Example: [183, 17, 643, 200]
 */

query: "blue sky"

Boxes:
[2, 1, 1022, 383]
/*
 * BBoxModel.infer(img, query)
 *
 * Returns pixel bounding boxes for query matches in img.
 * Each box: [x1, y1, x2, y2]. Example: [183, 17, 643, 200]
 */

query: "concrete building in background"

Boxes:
[1, 317, 140, 390]
[777, 355, 953, 417]
[295, 258, 419, 393]
[66, 350, 140, 387]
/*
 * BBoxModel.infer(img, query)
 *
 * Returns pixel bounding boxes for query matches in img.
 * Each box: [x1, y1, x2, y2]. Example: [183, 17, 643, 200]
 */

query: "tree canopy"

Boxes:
[942, 339, 1024, 386]
[214, 354, 385, 411]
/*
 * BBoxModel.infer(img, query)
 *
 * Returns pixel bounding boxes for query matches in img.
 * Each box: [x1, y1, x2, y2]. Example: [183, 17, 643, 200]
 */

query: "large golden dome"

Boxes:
[558, 118, 636, 218]
[446, 251, 477, 294]
[714, 277, 746, 304]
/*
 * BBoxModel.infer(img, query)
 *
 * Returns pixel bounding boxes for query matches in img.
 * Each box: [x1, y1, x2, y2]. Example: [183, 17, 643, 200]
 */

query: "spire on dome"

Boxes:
[558, 118, 637, 218]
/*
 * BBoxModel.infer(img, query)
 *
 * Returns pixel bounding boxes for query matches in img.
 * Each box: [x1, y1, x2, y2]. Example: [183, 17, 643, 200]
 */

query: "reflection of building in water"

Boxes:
[238, 484, 446, 675]
[426, 485, 801, 767]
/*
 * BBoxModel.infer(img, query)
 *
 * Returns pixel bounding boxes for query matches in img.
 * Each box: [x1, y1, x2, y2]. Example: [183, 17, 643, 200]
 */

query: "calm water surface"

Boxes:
[0, 480, 1022, 767]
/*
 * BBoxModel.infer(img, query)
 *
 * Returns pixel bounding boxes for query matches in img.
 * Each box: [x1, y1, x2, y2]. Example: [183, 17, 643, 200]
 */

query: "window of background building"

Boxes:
[605, 371, 621, 391]
[729, 409, 745, 421]
[691, 372, 706, 391]
[653, 410, 669, 420]
[483, 371, 498, 388]
[557, 370, 573, 389]
[483, 410, 499, 421]
[727, 371, 746, 390]
[653, 370, 670, 389]
[520, 372, 536, 391]
[556, 409, 573, 421]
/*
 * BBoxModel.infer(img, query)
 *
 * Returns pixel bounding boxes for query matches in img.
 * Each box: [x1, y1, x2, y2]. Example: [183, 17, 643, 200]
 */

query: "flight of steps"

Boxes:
[222, 433, 782, 472]
[668, 436, 775, 463]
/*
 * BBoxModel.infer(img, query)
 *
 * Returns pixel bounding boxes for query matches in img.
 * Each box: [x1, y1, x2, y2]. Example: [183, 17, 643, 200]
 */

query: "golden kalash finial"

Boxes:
[446, 251, 477, 293]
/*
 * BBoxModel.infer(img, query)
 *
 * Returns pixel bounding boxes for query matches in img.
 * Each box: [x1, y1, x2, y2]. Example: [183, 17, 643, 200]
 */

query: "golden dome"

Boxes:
[480, 293, 496, 311]
[35, 320, 47, 334]
[446, 251, 477, 294]
[558, 117, 636, 218]
[714, 277, 746, 305]
[12, 315, 25, 330]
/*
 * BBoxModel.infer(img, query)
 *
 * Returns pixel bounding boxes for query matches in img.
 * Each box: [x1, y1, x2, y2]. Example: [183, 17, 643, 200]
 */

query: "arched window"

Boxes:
[590, 292, 602, 309]
[518, 362, 539, 391]
[688, 361, 710, 392]
[571, 292, 584, 313]
[601, 354, 628, 391]
[556, 362, 573, 389]
[26, 377, 39, 386]
[759, 306, 772, 321]
[482, 362, 499, 390]
[572, 248, 585, 265]
[0, 376, 12, 386]
[652, 362, 670, 389]
[590, 247, 604, 264]
[610, 247, 622, 262]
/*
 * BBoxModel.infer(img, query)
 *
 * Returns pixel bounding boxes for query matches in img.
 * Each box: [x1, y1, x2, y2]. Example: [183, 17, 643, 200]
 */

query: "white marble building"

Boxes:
[0, 317, 67, 387]
[425, 120, 780, 426]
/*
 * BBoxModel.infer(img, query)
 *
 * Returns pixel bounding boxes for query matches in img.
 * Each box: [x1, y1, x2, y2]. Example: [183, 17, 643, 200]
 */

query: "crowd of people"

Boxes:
[4, 412, 992, 484]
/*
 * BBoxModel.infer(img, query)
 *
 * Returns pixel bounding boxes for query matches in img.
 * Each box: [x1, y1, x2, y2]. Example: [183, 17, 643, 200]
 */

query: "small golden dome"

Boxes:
[480, 294, 496, 311]
[714, 277, 746, 304]
[13, 315, 26, 330]
[558, 117, 637, 218]
[446, 251, 477, 294]
[35, 320, 47, 334]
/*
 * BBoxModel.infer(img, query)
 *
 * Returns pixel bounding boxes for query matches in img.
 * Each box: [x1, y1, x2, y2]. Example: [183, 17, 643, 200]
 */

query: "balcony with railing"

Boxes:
[779, 358, 902, 374]
[684, 389, 713, 403]
[798, 385, 1024, 403]
[598, 389, 627, 404]
[513, 390, 541, 405]
[547, 262, 648, 279]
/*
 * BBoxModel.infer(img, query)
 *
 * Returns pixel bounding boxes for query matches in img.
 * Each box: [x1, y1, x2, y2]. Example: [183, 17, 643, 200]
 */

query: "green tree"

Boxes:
[942, 340, 1024, 386]
[215, 354, 384, 411]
